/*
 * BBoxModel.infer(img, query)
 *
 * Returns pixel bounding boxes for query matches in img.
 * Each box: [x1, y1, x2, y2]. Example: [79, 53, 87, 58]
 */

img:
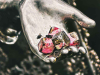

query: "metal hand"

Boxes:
[1, 0, 95, 63]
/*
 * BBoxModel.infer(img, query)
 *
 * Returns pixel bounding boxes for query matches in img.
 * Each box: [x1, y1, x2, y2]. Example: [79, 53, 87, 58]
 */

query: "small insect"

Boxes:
[37, 34, 42, 39]
[46, 35, 52, 38]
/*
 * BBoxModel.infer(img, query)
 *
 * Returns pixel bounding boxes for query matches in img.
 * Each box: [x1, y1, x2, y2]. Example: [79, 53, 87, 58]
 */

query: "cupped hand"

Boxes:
[18, 0, 96, 62]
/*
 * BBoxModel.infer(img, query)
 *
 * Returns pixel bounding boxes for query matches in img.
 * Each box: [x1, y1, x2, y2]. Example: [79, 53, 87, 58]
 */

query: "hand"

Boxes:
[18, 0, 95, 62]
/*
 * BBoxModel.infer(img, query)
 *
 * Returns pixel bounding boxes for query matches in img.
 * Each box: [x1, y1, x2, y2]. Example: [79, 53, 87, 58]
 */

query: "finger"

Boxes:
[61, 49, 69, 54]
[78, 46, 86, 54]
[69, 46, 79, 53]
[41, 0, 96, 28]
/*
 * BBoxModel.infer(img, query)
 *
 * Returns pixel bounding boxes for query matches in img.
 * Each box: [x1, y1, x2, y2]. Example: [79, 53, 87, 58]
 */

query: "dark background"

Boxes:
[76, 0, 100, 56]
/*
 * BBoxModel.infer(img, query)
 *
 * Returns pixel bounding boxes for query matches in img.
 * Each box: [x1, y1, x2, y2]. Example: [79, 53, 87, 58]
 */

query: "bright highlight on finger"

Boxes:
[49, 57, 56, 63]
[70, 46, 79, 53]
[61, 49, 69, 54]
[78, 47, 86, 54]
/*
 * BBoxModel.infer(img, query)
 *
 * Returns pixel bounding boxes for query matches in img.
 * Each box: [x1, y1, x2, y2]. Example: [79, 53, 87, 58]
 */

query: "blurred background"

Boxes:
[76, 0, 100, 56]
[0, 0, 100, 75]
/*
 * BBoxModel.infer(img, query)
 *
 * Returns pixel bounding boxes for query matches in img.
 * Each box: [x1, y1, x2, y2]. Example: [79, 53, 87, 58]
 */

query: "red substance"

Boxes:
[53, 27, 59, 31]
[38, 38, 54, 54]
[55, 42, 63, 49]
[38, 27, 80, 54]
[48, 27, 61, 37]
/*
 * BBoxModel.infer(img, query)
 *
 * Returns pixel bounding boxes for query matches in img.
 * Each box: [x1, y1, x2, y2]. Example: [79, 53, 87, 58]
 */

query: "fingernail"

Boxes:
[76, 20, 96, 28]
